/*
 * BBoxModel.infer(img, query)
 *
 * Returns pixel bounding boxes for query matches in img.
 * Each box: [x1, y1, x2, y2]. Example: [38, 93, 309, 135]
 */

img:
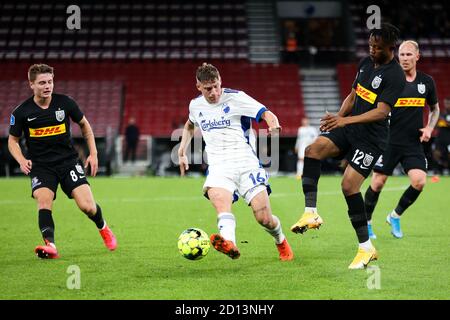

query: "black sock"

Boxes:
[395, 185, 422, 215]
[364, 186, 380, 221]
[89, 204, 105, 229]
[345, 193, 369, 243]
[302, 157, 321, 208]
[38, 209, 55, 244]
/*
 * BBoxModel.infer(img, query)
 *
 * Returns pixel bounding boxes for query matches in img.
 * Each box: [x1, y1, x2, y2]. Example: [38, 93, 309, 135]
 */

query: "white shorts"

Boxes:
[203, 165, 270, 204]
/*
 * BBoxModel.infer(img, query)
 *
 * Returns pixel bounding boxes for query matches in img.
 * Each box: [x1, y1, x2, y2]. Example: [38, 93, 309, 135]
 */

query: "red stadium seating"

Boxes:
[0, 61, 304, 137]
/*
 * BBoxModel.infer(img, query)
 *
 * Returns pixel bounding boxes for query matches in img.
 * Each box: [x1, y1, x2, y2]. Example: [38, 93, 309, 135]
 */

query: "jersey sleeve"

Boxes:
[426, 76, 438, 106]
[377, 68, 406, 108]
[235, 91, 268, 122]
[9, 106, 24, 137]
[188, 102, 198, 126]
[66, 96, 84, 123]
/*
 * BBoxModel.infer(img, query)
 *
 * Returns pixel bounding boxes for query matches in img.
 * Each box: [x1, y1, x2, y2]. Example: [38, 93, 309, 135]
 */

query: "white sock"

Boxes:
[305, 207, 317, 214]
[368, 220, 372, 225]
[263, 215, 285, 244]
[390, 210, 401, 219]
[359, 239, 373, 251]
[217, 212, 236, 244]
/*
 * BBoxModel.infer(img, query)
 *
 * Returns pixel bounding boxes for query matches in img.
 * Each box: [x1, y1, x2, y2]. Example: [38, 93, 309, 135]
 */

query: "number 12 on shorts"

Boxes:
[351, 149, 365, 165]
[249, 172, 266, 185]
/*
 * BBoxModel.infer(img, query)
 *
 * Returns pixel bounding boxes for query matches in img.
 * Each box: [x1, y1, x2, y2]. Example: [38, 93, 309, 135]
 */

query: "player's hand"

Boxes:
[268, 126, 282, 136]
[179, 154, 189, 176]
[85, 154, 98, 177]
[320, 113, 348, 132]
[19, 159, 32, 175]
[419, 127, 433, 142]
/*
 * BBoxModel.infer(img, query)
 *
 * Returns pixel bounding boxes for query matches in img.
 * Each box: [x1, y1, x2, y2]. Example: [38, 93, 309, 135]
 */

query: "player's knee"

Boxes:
[78, 200, 97, 215]
[372, 179, 386, 192]
[341, 179, 357, 196]
[37, 200, 53, 210]
[304, 145, 313, 157]
[411, 178, 426, 191]
[253, 206, 271, 227]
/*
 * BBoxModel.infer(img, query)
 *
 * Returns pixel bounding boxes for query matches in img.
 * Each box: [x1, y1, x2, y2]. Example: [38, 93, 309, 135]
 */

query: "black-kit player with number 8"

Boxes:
[8, 64, 117, 259]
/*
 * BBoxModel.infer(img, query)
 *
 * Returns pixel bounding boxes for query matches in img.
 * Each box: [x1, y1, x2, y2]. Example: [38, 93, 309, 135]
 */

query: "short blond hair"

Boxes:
[28, 64, 54, 82]
[399, 40, 419, 52]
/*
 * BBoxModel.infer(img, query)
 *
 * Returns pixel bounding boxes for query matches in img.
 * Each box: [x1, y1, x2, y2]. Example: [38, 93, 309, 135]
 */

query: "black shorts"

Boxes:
[373, 144, 427, 176]
[30, 158, 89, 199]
[320, 127, 383, 178]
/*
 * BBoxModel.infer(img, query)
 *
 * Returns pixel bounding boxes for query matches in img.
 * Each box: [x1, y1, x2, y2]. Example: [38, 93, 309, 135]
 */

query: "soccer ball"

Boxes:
[177, 228, 210, 260]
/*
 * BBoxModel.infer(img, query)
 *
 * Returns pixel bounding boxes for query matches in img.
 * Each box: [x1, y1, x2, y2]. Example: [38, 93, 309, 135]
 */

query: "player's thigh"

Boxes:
[30, 164, 58, 205]
[237, 166, 271, 204]
[345, 142, 382, 183]
[372, 145, 400, 177]
[72, 184, 97, 213]
[59, 160, 90, 199]
[306, 136, 341, 159]
[341, 163, 368, 196]
[206, 187, 234, 213]
[402, 150, 427, 175]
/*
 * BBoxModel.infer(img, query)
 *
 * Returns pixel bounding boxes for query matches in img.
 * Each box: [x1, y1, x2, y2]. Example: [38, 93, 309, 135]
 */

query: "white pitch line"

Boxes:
[0, 186, 409, 205]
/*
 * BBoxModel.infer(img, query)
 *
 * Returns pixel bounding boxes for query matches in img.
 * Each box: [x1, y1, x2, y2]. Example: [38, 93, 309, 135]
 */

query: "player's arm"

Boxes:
[178, 119, 195, 176]
[261, 110, 282, 135]
[8, 134, 32, 175]
[337, 88, 356, 117]
[321, 102, 391, 131]
[420, 103, 440, 142]
[78, 116, 98, 177]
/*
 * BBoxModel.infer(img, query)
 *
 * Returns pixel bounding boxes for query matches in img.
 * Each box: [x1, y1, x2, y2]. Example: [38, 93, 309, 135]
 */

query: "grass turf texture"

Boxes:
[0, 176, 448, 299]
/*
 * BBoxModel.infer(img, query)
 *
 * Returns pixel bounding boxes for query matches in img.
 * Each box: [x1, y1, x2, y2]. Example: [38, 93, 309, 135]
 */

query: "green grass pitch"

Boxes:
[0, 176, 448, 300]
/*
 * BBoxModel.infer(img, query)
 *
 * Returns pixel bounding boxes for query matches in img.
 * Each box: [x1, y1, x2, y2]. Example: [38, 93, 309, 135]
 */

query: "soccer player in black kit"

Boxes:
[364, 40, 440, 239]
[290, 24, 406, 269]
[8, 64, 117, 259]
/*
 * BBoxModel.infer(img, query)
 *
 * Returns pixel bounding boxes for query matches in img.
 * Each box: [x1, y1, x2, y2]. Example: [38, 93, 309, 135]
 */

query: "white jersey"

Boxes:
[189, 88, 267, 167]
[295, 126, 319, 156]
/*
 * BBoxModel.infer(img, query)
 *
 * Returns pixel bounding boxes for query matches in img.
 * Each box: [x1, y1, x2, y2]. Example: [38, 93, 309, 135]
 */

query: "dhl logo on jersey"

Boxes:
[356, 83, 377, 104]
[394, 98, 426, 107]
[29, 124, 66, 137]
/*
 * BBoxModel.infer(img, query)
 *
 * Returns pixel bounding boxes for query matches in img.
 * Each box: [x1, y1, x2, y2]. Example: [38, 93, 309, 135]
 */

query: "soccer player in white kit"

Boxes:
[178, 63, 294, 261]
[295, 117, 319, 178]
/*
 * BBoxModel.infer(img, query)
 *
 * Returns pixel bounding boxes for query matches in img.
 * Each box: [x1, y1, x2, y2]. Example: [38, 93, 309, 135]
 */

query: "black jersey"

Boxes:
[389, 71, 438, 146]
[9, 93, 84, 165]
[350, 56, 406, 149]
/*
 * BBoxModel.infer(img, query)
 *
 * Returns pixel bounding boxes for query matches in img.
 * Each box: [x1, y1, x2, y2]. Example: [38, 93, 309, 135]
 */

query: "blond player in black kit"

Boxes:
[8, 64, 117, 259]
[364, 40, 440, 239]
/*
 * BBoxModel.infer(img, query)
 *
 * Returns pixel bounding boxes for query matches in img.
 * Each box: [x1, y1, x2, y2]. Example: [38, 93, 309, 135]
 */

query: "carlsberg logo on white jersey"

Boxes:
[200, 117, 231, 132]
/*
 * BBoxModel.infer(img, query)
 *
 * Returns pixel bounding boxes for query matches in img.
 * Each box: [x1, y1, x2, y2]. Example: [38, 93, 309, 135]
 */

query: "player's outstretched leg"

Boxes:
[250, 190, 293, 261]
[72, 185, 118, 251]
[210, 233, 241, 259]
[386, 182, 423, 239]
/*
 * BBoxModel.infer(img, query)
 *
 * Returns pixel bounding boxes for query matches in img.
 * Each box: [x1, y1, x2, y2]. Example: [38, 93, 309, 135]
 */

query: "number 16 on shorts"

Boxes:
[249, 170, 268, 185]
